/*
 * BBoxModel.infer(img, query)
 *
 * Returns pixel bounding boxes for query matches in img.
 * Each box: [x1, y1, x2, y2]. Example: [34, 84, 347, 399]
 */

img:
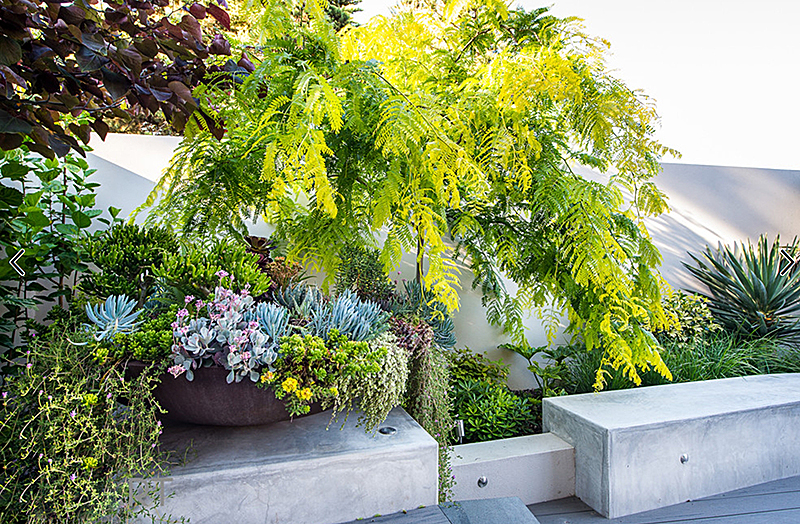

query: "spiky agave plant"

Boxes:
[308, 290, 391, 342]
[683, 235, 800, 343]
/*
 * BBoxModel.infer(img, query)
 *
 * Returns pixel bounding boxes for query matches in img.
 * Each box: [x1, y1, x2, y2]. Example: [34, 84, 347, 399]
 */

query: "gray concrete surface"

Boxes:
[451, 433, 574, 504]
[441, 497, 540, 523]
[337, 497, 542, 524]
[136, 407, 438, 524]
[543, 374, 800, 518]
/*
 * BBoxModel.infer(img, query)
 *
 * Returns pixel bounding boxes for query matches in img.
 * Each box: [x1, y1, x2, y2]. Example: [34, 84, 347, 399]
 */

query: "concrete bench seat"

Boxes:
[543, 374, 800, 518]
[137, 407, 438, 524]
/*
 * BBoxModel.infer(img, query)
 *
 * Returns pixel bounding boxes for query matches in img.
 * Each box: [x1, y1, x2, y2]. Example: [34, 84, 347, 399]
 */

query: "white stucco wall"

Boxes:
[85, 134, 800, 389]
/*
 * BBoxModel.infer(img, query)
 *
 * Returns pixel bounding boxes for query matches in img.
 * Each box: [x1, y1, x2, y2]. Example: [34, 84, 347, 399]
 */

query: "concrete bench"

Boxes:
[135, 407, 438, 524]
[543, 374, 800, 518]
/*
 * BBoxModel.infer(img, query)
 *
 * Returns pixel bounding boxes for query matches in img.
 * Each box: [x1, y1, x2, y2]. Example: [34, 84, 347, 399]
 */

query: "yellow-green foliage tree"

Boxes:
[141, 0, 677, 388]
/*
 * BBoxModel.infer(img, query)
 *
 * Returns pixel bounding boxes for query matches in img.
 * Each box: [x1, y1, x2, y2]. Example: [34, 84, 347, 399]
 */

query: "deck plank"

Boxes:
[338, 506, 449, 524]
[701, 475, 800, 500]
[528, 475, 800, 524]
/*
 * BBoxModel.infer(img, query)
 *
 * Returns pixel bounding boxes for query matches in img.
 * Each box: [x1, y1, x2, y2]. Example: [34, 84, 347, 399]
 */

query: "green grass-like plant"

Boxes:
[561, 333, 783, 394]
[684, 235, 800, 344]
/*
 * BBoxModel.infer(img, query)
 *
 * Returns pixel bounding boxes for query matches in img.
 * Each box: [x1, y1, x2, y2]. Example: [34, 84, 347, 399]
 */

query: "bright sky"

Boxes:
[352, 1, 800, 171]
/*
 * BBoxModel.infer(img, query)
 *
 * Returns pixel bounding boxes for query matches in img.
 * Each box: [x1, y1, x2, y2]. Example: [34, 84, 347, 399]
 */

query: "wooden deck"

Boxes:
[340, 475, 800, 524]
[528, 475, 800, 523]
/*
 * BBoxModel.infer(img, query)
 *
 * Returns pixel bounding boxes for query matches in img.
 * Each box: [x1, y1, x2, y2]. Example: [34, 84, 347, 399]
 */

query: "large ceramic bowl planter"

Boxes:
[127, 361, 321, 426]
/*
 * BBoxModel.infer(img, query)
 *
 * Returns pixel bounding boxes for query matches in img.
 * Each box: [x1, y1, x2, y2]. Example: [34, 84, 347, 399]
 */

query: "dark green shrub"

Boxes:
[447, 347, 508, 386]
[81, 224, 175, 304]
[0, 147, 119, 349]
[335, 245, 395, 304]
[684, 235, 800, 344]
[452, 379, 538, 443]
[0, 315, 176, 522]
[500, 343, 571, 397]
[153, 238, 272, 299]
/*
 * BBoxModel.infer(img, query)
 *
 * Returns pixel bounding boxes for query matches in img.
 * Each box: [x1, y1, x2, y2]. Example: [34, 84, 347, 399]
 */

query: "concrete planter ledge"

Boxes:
[451, 433, 574, 504]
[137, 407, 438, 524]
[543, 373, 800, 519]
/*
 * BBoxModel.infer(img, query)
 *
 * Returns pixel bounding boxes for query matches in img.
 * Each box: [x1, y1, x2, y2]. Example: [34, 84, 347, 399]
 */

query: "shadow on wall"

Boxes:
[650, 163, 800, 293]
[85, 154, 154, 225]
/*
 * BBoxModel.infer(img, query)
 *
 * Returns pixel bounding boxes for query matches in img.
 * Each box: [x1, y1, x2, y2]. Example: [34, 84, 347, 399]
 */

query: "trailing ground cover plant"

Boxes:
[141, 0, 677, 389]
[684, 235, 800, 344]
[392, 316, 455, 501]
[0, 314, 176, 523]
[261, 329, 408, 431]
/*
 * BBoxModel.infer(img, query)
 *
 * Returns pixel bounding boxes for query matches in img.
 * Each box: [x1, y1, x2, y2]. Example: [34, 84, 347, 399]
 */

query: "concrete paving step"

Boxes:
[340, 497, 541, 524]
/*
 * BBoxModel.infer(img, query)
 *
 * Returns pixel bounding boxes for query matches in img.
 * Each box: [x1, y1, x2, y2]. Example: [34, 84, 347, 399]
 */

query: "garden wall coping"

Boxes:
[451, 433, 574, 504]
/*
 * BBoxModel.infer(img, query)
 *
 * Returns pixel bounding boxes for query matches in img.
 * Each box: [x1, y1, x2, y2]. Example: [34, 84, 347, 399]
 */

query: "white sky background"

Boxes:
[351, 1, 800, 171]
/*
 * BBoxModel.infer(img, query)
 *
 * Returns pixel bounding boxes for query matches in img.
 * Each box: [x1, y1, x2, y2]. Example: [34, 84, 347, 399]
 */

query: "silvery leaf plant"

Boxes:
[169, 271, 287, 383]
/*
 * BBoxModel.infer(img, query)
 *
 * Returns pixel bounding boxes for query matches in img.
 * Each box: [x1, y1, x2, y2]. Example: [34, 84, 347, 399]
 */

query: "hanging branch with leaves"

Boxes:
[142, 0, 679, 389]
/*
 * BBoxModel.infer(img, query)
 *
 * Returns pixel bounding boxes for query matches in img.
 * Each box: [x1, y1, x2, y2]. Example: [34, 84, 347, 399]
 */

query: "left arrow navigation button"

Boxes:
[9, 249, 24, 276]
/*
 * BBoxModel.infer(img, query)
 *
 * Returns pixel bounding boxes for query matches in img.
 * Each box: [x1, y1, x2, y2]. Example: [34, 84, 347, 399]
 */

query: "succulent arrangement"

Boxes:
[308, 290, 391, 342]
[259, 329, 408, 430]
[394, 280, 457, 350]
[169, 276, 278, 383]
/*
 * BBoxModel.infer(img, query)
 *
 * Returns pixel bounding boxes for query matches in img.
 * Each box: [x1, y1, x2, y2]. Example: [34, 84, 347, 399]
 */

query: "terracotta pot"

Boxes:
[126, 361, 322, 426]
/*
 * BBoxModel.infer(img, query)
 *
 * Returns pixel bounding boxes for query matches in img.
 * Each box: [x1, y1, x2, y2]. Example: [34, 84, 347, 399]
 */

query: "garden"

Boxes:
[1, 0, 800, 522]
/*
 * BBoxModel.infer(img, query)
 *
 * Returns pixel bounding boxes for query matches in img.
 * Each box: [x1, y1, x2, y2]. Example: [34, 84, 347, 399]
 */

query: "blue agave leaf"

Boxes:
[84, 295, 143, 341]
